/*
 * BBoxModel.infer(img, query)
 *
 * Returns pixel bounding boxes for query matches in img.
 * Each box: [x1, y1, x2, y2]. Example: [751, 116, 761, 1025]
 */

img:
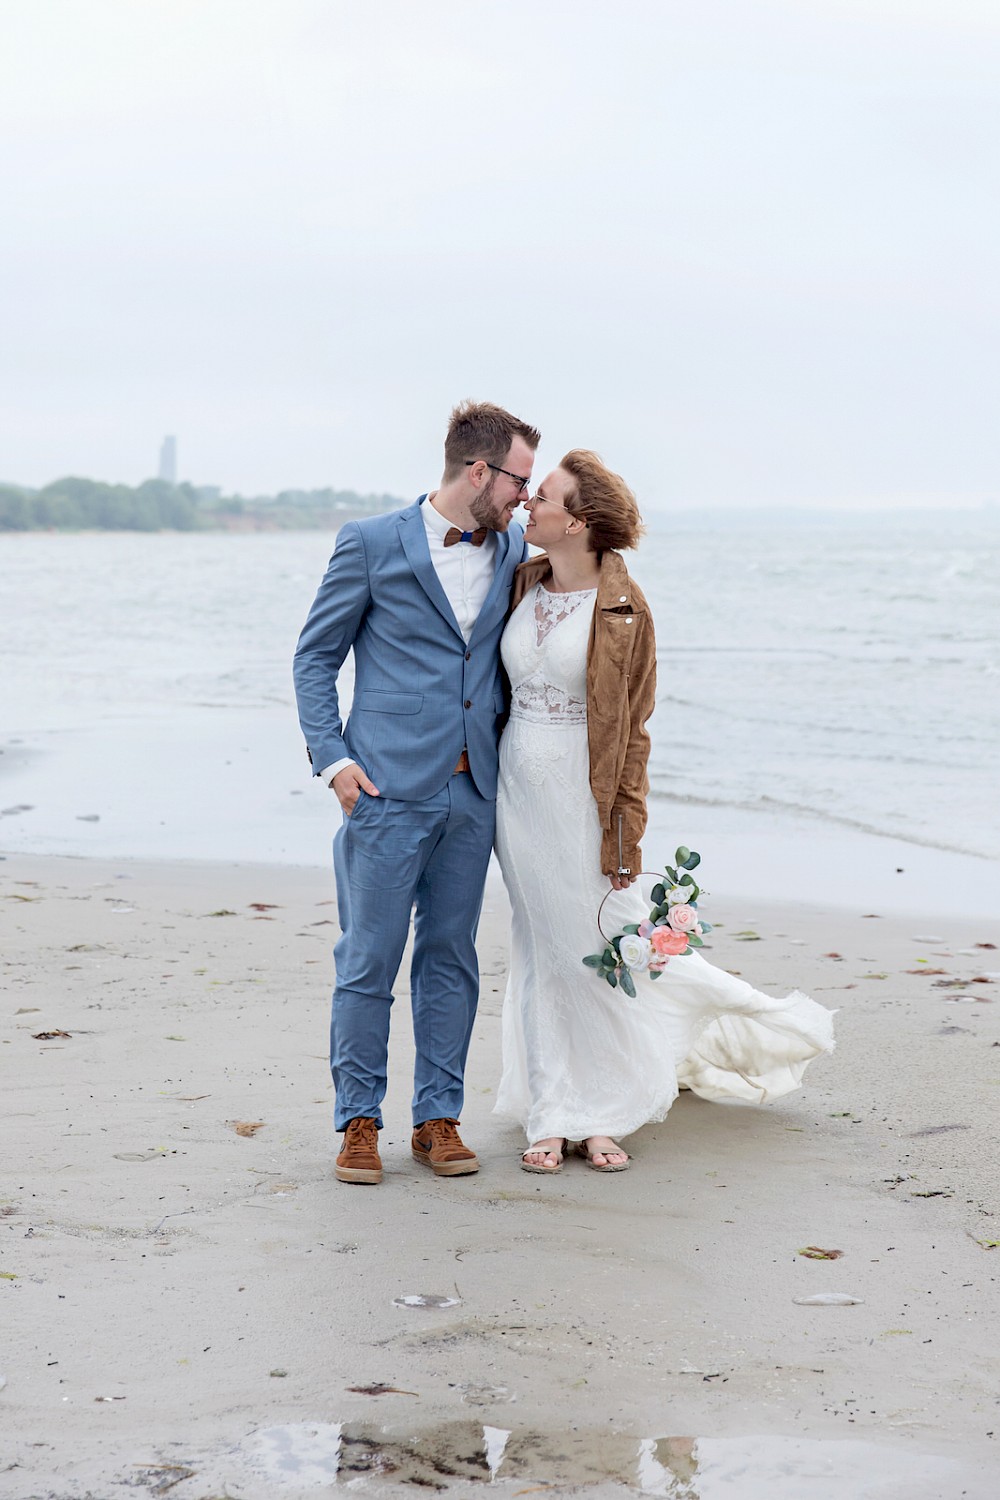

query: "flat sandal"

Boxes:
[575, 1140, 630, 1173]
[521, 1139, 568, 1174]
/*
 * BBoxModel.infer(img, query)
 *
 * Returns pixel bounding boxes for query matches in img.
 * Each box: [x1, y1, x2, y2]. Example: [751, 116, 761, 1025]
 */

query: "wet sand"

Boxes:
[3, 853, 999, 1498]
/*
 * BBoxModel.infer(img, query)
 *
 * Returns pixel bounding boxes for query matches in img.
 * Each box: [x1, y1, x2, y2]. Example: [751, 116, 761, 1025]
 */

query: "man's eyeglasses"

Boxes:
[465, 459, 530, 495]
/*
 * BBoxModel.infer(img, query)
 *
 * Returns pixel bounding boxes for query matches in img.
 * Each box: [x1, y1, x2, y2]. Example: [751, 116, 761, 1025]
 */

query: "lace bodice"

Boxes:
[502, 584, 596, 725]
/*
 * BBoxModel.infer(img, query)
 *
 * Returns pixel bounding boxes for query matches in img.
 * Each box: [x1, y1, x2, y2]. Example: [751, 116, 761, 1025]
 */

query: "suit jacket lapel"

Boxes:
[397, 502, 465, 641]
[468, 526, 520, 645]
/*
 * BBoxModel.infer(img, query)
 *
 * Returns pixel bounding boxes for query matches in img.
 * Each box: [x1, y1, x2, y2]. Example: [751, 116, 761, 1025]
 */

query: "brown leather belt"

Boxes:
[453, 749, 471, 775]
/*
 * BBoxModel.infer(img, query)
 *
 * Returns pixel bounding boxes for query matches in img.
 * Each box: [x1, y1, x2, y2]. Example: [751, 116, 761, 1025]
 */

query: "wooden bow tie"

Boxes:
[444, 526, 488, 547]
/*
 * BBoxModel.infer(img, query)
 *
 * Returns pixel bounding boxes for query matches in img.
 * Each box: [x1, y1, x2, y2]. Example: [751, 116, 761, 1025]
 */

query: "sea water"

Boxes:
[1, 512, 997, 914]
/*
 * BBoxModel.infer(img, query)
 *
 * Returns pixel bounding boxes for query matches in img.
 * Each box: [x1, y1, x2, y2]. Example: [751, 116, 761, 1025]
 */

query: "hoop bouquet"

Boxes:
[583, 846, 711, 998]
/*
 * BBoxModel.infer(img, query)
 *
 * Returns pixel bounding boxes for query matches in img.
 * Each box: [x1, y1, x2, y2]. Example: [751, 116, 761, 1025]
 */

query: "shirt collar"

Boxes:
[423, 495, 496, 552]
[422, 495, 455, 541]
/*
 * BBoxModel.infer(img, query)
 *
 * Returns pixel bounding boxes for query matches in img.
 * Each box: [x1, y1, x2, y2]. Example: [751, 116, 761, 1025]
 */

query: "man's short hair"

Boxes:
[443, 400, 541, 479]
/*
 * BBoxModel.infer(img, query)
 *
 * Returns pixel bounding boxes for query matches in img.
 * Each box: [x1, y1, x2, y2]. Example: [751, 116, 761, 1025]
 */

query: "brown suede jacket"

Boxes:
[508, 549, 656, 877]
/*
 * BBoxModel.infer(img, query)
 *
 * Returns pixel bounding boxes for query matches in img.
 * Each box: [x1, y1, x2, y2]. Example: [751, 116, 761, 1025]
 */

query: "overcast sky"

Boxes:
[2, 0, 998, 508]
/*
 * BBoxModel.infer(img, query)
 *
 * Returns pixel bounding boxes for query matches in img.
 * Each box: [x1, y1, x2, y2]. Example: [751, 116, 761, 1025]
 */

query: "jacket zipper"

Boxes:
[617, 813, 630, 876]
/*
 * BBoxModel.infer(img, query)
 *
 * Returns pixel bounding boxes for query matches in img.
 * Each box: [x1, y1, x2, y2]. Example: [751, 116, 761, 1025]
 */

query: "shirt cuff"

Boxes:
[320, 757, 355, 786]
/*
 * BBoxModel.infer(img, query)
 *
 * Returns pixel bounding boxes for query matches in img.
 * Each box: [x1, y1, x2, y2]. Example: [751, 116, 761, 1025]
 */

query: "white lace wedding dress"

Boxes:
[493, 583, 835, 1144]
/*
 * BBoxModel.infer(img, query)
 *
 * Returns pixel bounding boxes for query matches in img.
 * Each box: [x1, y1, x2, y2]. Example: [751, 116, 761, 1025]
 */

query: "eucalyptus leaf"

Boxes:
[619, 967, 637, 998]
[605, 970, 619, 989]
[674, 846, 691, 867]
[651, 883, 666, 906]
[664, 869, 678, 884]
[648, 967, 663, 980]
[682, 851, 701, 871]
[687, 934, 704, 947]
[603, 947, 616, 968]
[622, 923, 640, 936]
[583, 954, 605, 969]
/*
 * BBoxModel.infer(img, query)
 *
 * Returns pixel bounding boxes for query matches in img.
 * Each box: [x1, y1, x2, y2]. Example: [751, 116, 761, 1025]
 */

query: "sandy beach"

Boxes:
[3, 851, 999, 1498]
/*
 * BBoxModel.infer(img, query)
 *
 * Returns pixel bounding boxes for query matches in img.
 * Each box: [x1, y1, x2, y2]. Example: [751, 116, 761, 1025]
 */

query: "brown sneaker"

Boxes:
[335, 1117, 382, 1184]
[411, 1118, 479, 1177]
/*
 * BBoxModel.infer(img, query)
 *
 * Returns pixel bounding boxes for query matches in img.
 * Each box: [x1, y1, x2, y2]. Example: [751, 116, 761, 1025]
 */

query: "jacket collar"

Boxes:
[512, 549, 638, 611]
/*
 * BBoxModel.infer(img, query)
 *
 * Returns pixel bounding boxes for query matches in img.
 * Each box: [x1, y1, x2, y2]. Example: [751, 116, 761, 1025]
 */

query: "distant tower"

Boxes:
[159, 435, 178, 485]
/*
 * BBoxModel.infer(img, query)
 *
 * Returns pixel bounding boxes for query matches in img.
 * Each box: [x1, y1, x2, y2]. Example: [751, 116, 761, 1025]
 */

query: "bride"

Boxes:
[493, 450, 834, 1173]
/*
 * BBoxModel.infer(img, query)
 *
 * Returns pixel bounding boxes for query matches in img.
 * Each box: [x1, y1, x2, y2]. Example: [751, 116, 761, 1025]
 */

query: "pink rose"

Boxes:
[667, 904, 698, 933]
[649, 925, 688, 957]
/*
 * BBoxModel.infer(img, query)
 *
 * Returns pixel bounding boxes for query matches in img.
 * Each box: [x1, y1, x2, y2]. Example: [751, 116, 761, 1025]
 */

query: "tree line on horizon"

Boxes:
[0, 476, 404, 532]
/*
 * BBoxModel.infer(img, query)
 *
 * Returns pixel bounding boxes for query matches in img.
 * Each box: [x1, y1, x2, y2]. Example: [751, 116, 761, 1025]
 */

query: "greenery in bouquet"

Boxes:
[583, 846, 711, 998]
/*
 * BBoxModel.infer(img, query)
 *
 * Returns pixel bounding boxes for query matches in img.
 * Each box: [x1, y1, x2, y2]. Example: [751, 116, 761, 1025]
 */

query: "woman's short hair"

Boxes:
[559, 449, 644, 552]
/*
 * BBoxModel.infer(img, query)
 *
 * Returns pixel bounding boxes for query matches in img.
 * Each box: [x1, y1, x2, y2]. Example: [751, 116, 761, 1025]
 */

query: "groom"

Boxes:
[294, 401, 539, 1184]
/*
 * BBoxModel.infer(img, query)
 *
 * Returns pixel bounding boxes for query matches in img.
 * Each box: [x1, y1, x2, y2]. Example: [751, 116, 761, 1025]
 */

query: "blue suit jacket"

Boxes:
[293, 498, 527, 801]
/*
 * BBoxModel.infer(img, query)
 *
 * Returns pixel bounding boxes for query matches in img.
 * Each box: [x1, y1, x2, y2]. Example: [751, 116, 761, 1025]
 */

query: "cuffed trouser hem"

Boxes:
[334, 1111, 384, 1132]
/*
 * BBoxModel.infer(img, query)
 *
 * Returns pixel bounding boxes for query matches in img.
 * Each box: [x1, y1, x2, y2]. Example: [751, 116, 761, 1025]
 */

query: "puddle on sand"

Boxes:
[244, 1421, 977, 1496]
[392, 1293, 461, 1310]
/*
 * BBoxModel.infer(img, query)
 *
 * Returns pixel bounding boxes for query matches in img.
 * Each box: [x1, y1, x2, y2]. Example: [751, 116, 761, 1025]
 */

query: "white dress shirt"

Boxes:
[321, 496, 497, 785]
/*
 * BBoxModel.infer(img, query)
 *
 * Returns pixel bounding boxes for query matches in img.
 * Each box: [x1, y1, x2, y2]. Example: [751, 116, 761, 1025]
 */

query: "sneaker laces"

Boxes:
[348, 1117, 379, 1150]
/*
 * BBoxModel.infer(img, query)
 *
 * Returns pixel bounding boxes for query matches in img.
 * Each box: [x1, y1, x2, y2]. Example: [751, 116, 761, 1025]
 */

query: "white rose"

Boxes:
[618, 934, 651, 972]
[667, 885, 693, 905]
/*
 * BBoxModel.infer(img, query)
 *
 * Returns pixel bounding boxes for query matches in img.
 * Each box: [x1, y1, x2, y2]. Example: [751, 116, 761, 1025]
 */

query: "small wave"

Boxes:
[652, 695, 997, 749]
[653, 694, 939, 739]
[646, 786, 997, 861]
[656, 645, 838, 659]
[183, 698, 291, 711]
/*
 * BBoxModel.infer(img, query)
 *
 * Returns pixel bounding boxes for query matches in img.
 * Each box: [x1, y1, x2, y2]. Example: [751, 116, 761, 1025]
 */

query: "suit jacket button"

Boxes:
[465, 651, 471, 660]
[464, 699, 472, 708]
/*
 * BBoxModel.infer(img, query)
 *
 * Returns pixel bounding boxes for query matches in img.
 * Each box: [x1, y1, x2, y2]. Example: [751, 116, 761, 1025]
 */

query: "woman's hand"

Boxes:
[609, 872, 636, 891]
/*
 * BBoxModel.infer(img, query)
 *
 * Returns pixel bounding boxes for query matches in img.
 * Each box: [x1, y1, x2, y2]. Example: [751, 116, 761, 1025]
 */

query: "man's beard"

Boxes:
[469, 474, 511, 532]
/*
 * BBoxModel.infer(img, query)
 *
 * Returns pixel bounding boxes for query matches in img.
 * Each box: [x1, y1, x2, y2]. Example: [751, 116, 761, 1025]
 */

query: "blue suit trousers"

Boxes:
[330, 773, 495, 1130]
